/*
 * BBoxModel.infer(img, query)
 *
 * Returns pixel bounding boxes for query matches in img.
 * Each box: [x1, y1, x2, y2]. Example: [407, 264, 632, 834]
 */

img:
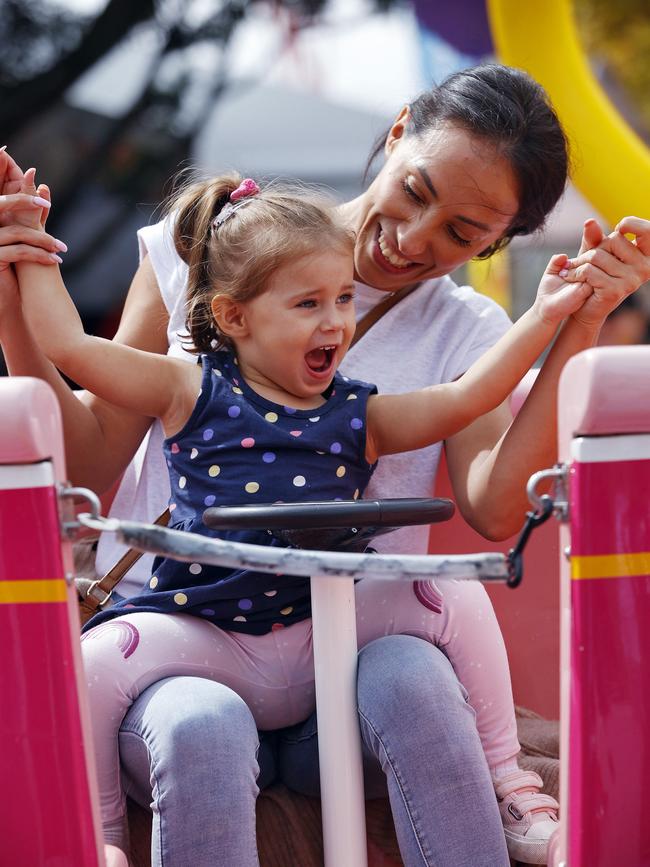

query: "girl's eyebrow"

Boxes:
[414, 163, 491, 233]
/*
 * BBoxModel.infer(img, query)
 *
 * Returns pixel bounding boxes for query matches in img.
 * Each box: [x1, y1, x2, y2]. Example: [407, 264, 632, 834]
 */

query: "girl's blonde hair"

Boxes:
[168, 172, 355, 353]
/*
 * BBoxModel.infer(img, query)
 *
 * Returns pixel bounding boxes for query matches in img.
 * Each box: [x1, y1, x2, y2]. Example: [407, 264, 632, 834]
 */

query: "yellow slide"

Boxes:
[487, 0, 650, 227]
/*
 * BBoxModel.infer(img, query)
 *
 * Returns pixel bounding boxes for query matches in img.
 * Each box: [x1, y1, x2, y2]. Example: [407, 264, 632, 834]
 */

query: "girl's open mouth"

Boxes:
[305, 345, 337, 378]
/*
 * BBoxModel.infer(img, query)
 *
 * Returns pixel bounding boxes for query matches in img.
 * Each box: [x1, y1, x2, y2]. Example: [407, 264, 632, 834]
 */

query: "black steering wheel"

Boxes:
[203, 497, 454, 553]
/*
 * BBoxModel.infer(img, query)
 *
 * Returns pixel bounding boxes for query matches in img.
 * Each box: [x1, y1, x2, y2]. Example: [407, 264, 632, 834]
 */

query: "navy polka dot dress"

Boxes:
[85, 351, 377, 635]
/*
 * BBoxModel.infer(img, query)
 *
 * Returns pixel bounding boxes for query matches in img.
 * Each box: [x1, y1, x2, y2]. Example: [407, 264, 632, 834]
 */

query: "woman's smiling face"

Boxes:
[350, 113, 521, 290]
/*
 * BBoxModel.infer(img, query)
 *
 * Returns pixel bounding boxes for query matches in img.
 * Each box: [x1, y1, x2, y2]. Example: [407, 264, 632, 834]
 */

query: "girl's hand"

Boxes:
[562, 216, 650, 330]
[12, 167, 47, 232]
[0, 149, 50, 226]
[532, 253, 594, 325]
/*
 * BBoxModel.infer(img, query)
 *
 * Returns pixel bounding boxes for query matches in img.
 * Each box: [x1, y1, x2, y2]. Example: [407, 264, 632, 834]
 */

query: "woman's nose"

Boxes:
[397, 218, 431, 260]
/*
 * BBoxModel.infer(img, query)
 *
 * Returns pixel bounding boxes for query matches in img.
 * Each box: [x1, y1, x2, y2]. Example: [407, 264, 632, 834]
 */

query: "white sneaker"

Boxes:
[493, 769, 559, 864]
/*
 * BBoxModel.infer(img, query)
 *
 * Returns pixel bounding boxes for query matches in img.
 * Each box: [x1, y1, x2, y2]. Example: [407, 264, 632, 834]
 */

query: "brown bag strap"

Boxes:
[83, 281, 420, 613]
[78, 508, 171, 619]
[349, 282, 420, 348]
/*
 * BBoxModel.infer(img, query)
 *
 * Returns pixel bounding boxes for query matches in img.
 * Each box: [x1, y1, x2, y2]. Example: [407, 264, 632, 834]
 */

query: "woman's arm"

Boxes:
[2, 255, 169, 491]
[73, 254, 174, 486]
[446, 219, 650, 540]
[0, 157, 175, 491]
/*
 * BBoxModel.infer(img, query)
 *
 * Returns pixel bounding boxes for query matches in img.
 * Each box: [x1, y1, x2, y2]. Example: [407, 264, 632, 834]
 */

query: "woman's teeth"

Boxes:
[378, 230, 411, 269]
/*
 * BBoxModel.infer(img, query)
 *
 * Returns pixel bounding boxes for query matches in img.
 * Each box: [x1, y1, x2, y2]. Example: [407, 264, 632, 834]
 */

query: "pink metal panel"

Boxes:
[0, 377, 66, 478]
[558, 346, 650, 867]
[0, 484, 101, 865]
[568, 456, 650, 866]
[558, 346, 650, 462]
[0, 378, 103, 865]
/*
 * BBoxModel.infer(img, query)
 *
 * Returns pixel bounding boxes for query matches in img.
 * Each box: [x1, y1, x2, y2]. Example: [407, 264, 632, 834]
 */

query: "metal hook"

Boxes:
[526, 464, 568, 519]
[506, 496, 555, 588]
[58, 484, 102, 536]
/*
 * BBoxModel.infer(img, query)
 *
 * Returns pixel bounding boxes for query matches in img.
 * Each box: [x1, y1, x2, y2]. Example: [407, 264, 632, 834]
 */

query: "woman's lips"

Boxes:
[372, 227, 418, 275]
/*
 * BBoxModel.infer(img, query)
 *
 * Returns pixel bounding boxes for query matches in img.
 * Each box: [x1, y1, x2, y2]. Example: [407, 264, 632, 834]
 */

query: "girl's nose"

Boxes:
[321, 305, 346, 332]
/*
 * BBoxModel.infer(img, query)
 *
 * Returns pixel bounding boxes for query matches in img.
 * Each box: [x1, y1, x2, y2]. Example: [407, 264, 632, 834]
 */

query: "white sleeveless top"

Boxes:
[96, 217, 511, 598]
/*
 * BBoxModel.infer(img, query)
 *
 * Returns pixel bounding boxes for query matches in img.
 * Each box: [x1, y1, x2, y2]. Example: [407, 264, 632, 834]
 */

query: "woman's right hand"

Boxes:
[0, 148, 67, 268]
[563, 216, 650, 332]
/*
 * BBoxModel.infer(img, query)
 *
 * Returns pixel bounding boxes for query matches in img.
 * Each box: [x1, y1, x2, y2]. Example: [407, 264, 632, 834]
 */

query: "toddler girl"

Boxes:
[16, 171, 586, 864]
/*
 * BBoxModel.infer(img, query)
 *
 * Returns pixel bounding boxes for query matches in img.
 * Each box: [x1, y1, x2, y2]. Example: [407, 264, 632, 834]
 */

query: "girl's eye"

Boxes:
[296, 299, 317, 309]
[402, 179, 424, 206]
[447, 226, 472, 248]
[338, 293, 354, 305]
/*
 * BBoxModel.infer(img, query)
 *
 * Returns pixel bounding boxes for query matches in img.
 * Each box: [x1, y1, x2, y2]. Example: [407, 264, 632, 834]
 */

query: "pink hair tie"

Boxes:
[230, 178, 260, 202]
[212, 178, 260, 231]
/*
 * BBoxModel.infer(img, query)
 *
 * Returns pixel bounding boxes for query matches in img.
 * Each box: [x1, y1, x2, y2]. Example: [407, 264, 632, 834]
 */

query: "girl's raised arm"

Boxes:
[16, 249, 195, 428]
[2, 252, 170, 491]
[12, 167, 194, 428]
[366, 253, 592, 463]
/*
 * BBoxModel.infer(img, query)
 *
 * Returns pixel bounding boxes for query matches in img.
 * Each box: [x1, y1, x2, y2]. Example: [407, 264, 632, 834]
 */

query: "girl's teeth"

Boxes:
[378, 231, 411, 269]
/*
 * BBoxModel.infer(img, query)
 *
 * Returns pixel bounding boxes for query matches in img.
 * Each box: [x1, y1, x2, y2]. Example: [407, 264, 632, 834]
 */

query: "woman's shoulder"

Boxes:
[137, 214, 188, 318]
[415, 274, 510, 323]
[353, 275, 509, 325]
[137, 214, 178, 266]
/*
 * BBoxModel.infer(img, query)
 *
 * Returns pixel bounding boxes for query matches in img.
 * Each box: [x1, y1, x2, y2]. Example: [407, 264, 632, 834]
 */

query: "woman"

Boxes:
[2, 64, 649, 867]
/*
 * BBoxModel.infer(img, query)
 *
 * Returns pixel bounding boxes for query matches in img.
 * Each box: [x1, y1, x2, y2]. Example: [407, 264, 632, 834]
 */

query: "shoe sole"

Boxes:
[504, 829, 550, 865]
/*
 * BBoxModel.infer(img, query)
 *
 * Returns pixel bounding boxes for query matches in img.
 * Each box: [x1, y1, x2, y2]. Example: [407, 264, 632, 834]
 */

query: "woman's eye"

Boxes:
[447, 226, 472, 248]
[402, 179, 424, 206]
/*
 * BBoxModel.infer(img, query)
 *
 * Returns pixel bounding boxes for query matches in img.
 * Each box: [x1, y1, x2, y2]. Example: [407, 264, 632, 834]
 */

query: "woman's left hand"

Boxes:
[0, 149, 62, 268]
[563, 216, 650, 330]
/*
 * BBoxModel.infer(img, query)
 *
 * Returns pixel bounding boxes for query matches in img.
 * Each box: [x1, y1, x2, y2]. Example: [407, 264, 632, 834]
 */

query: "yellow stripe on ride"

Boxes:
[0, 579, 67, 604]
[571, 552, 650, 581]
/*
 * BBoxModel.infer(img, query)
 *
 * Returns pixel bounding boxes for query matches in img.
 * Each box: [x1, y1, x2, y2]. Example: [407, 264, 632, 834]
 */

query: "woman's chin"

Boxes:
[355, 255, 400, 291]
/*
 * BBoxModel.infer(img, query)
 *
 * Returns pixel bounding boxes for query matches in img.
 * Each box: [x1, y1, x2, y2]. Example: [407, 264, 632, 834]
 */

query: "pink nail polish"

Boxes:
[33, 196, 51, 208]
[54, 240, 68, 253]
[49, 253, 63, 264]
[559, 269, 569, 278]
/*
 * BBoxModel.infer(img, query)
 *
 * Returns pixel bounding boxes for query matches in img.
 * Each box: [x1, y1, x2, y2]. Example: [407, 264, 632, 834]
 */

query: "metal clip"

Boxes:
[526, 463, 569, 520]
[506, 496, 554, 588]
[84, 579, 113, 606]
[58, 484, 102, 537]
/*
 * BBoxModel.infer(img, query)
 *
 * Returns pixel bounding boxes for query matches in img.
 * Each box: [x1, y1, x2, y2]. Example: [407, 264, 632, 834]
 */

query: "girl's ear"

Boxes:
[384, 105, 410, 157]
[211, 295, 249, 338]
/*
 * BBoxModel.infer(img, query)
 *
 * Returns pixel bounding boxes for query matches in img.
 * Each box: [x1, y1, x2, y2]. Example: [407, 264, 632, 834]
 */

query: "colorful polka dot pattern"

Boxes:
[92, 350, 377, 637]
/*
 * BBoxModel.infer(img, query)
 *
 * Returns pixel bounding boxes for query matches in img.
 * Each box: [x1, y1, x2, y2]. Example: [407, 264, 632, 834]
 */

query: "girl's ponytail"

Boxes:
[168, 172, 242, 353]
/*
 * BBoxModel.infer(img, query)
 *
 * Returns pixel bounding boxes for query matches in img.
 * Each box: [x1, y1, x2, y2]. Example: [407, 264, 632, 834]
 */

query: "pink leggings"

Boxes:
[82, 578, 520, 831]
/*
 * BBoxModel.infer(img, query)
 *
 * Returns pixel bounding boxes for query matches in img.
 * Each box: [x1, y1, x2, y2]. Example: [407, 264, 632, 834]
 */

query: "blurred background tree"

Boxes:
[575, 0, 650, 140]
[0, 0, 400, 338]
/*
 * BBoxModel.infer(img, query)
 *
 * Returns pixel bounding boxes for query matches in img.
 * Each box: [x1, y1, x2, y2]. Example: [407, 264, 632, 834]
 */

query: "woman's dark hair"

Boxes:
[366, 64, 570, 258]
